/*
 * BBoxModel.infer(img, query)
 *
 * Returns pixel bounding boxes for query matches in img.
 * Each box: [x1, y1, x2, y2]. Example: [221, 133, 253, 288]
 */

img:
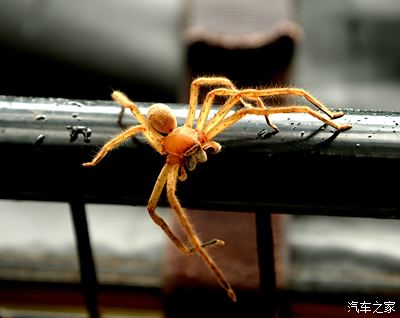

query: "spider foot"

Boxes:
[338, 123, 352, 131]
[202, 238, 225, 248]
[332, 111, 344, 119]
[257, 128, 279, 140]
[117, 106, 125, 126]
[82, 162, 94, 167]
[228, 288, 237, 303]
[187, 239, 225, 253]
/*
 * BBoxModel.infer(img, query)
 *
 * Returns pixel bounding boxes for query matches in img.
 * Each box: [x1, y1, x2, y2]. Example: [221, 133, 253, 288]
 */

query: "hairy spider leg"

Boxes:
[207, 105, 352, 140]
[196, 88, 242, 131]
[242, 88, 345, 119]
[147, 164, 225, 254]
[186, 77, 238, 128]
[202, 140, 222, 154]
[187, 76, 260, 130]
[202, 89, 278, 134]
[112, 90, 164, 154]
[204, 87, 350, 137]
[249, 96, 279, 131]
[82, 125, 146, 167]
[166, 163, 237, 302]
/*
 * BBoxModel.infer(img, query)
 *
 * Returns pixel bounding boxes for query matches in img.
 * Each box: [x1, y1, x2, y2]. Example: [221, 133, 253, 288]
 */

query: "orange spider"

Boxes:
[83, 76, 352, 302]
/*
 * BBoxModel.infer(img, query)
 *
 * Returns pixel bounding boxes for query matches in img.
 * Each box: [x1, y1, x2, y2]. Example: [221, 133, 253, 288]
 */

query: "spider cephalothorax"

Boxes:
[148, 103, 221, 180]
[83, 76, 352, 302]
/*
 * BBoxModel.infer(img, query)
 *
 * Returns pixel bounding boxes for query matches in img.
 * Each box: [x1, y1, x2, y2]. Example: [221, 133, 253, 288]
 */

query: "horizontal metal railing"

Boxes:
[1, 95, 399, 216]
[1, 95, 400, 317]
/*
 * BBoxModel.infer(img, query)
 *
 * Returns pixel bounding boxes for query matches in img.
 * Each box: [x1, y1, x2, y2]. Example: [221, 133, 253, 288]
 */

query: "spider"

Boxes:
[82, 76, 352, 302]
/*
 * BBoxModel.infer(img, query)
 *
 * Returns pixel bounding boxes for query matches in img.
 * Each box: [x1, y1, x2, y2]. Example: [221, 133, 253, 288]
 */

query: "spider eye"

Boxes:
[147, 103, 177, 134]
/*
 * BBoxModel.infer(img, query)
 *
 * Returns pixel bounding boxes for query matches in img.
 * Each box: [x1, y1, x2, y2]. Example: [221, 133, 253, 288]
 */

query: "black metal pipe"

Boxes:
[255, 211, 277, 317]
[70, 198, 100, 318]
[1, 95, 400, 218]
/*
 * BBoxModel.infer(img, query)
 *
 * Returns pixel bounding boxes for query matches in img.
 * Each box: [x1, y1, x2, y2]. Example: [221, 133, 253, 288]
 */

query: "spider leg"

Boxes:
[207, 105, 352, 140]
[202, 140, 222, 154]
[117, 104, 125, 127]
[112, 90, 164, 153]
[82, 125, 146, 167]
[241, 88, 345, 119]
[196, 87, 270, 132]
[187, 77, 260, 131]
[204, 86, 346, 135]
[178, 165, 188, 181]
[251, 97, 279, 131]
[196, 88, 241, 131]
[186, 76, 239, 128]
[166, 163, 237, 302]
[203, 90, 278, 134]
[147, 164, 225, 254]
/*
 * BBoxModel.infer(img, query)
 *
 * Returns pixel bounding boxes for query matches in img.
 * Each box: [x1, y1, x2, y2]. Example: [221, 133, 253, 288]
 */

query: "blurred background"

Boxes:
[1, 0, 400, 317]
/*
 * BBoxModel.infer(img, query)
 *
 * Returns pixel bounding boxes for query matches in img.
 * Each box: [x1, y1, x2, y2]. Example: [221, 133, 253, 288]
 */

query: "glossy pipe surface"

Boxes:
[1, 95, 399, 218]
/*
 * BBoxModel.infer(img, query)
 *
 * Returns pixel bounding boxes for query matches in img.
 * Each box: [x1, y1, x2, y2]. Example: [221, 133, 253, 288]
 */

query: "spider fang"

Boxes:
[185, 147, 207, 171]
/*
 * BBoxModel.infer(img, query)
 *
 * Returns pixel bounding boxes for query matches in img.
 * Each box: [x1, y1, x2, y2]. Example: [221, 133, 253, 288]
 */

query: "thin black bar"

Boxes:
[256, 211, 277, 317]
[70, 198, 99, 318]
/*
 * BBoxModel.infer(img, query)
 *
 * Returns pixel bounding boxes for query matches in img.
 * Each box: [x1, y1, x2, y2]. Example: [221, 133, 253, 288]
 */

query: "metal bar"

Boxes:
[0, 95, 400, 218]
[255, 211, 277, 317]
[70, 198, 100, 318]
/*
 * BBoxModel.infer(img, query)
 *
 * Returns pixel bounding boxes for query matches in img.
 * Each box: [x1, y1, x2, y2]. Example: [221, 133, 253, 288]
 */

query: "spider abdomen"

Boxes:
[164, 126, 200, 157]
[147, 103, 177, 134]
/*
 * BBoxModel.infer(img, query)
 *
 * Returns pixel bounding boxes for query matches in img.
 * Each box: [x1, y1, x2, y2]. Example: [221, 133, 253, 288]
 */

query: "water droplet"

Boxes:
[300, 131, 305, 137]
[35, 134, 45, 145]
[67, 101, 85, 107]
[67, 125, 92, 143]
[72, 112, 82, 120]
[35, 114, 47, 120]
[356, 143, 360, 148]
[292, 126, 297, 130]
